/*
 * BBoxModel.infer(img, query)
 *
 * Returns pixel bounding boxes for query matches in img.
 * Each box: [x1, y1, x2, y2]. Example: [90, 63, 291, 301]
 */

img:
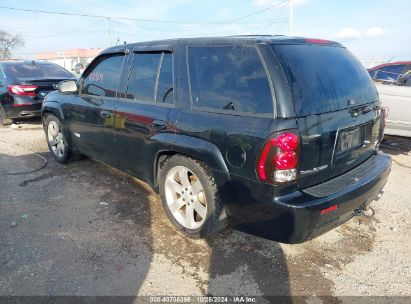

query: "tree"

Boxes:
[0, 30, 25, 60]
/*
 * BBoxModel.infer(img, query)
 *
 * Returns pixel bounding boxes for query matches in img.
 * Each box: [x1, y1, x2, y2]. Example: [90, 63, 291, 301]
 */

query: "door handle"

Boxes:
[153, 120, 167, 131]
[100, 111, 111, 119]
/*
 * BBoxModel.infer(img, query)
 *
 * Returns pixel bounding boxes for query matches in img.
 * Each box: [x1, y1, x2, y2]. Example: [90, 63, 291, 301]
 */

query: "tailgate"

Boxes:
[272, 42, 384, 189]
[296, 108, 383, 189]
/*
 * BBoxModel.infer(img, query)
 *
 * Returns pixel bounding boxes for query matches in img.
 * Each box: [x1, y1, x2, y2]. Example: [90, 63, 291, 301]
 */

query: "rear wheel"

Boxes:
[45, 114, 71, 163]
[0, 106, 12, 126]
[159, 155, 226, 238]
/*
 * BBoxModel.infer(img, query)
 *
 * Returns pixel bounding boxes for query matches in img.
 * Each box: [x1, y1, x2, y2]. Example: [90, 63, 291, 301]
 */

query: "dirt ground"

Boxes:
[0, 119, 410, 302]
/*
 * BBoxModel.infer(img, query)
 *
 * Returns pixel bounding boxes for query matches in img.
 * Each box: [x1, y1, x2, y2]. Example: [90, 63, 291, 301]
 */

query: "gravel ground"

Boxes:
[0, 119, 410, 301]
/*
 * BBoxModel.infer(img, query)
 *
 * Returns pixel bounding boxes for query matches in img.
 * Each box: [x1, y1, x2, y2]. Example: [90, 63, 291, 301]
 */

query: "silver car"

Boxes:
[376, 83, 411, 137]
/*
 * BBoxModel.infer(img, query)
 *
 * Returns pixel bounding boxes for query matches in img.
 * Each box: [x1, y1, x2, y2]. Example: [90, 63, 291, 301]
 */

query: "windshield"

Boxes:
[5, 62, 74, 79]
[273, 44, 378, 116]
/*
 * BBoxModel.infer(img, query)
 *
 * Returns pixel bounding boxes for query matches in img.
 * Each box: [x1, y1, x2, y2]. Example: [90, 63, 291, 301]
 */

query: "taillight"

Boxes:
[7, 85, 38, 97]
[257, 130, 300, 184]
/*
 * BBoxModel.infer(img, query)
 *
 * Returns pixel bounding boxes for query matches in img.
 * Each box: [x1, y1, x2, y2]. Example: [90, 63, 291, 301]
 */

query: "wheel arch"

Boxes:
[41, 102, 65, 122]
[152, 134, 230, 188]
[42, 103, 72, 148]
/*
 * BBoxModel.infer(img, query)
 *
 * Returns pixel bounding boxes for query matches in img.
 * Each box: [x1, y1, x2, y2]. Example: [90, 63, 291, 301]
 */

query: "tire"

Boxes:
[44, 114, 71, 163]
[159, 155, 227, 238]
[0, 106, 12, 126]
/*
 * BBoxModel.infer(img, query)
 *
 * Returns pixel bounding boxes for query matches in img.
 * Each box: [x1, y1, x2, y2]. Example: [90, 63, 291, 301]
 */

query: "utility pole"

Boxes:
[106, 17, 112, 47]
[288, 0, 294, 36]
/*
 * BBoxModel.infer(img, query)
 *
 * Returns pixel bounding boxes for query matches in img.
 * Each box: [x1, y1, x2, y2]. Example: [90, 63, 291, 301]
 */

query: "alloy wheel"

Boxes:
[47, 120, 65, 158]
[164, 165, 207, 229]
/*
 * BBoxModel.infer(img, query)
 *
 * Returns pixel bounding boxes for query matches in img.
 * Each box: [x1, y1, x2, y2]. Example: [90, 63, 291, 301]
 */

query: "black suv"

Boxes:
[0, 61, 76, 125]
[41, 36, 391, 243]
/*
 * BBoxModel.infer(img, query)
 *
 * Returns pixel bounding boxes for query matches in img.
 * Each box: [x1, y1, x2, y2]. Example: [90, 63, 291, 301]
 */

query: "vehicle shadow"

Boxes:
[380, 135, 411, 156]
[206, 231, 291, 301]
[0, 148, 150, 302]
[205, 181, 292, 302]
[1, 142, 291, 300]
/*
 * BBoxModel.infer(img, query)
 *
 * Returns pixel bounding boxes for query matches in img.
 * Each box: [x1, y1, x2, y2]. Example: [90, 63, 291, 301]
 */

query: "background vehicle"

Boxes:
[368, 61, 411, 85]
[42, 36, 390, 243]
[73, 62, 88, 77]
[376, 83, 411, 137]
[0, 61, 76, 125]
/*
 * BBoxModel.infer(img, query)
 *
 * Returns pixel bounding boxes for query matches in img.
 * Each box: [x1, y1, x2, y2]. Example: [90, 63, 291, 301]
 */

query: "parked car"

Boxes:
[368, 61, 411, 85]
[0, 61, 76, 125]
[375, 83, 411, 137]
[41, 36, 391, 243]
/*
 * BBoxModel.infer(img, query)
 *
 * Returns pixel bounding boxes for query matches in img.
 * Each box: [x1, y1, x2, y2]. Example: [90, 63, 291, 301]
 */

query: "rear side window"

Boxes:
[274, 45, 378, 116]
[81, 54, 124, 97]
[156, 53, 174, 104]
[187, 46, 273, 114]
[126, 52, 174, 104]
[4, 62, 73, 79]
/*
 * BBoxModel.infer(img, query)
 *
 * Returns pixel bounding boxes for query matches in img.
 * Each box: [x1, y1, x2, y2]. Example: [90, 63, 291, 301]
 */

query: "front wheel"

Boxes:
[159, 155, 227, 238]
[45, 115, 71, 163]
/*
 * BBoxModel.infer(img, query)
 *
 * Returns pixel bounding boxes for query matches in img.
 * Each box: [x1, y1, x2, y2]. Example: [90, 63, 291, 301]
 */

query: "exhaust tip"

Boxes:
[375, 190, 384, 201]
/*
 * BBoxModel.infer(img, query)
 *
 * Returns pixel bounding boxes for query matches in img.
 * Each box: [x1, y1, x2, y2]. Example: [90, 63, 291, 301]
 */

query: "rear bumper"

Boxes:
[218, 152, 391, 243]
[5, 104, 42, 119]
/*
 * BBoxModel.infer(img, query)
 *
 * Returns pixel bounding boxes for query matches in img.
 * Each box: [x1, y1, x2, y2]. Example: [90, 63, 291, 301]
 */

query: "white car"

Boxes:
[375, 83, 411, 137]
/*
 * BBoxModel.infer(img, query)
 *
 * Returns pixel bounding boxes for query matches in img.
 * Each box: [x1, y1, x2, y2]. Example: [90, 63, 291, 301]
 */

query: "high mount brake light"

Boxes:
[7, 85, 38, 97]
[305, 38, 332, 45]
[257, 131, 300, 183]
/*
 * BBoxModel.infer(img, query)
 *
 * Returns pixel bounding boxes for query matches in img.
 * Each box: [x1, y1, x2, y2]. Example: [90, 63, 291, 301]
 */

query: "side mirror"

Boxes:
[58, 80, 78, 94]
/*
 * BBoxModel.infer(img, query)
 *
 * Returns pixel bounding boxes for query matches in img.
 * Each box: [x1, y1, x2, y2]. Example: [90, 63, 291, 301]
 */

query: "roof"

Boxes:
[0, 60, 60, 66]
[368, 61, 411, 71]
[102, 35, 343, 55]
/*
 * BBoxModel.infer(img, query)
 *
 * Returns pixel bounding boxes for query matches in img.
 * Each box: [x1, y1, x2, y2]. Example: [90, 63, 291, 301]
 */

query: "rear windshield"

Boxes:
[4, 62, 73, 79]
[273, 44, 378, 116]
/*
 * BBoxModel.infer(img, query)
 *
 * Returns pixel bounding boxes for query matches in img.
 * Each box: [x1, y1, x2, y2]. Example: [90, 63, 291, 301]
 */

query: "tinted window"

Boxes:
[4, 62, 73, 79]
[81, 55, 124, 97]
[274, 44, 378, 116]
[156, 53, 174, 104]
[127, 53, 161, 101]
[188, 46, 273, 114]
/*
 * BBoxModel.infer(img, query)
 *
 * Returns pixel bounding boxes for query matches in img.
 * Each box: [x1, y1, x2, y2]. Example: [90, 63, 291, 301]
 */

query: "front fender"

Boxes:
[41, 91, 66, 122]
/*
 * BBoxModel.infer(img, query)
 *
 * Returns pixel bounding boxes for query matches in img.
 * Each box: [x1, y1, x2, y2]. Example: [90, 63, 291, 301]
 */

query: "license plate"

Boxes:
[338, 127, 361, 152]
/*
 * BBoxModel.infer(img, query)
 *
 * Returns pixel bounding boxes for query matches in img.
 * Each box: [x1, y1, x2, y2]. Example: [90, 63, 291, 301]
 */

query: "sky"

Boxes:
[1, 0, 410, 63]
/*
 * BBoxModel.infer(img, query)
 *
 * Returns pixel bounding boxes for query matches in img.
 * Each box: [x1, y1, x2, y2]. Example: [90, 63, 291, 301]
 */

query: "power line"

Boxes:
[27, 19, 105, 39]
[0, 2, 287, 25]
[109, 1, 287, 35]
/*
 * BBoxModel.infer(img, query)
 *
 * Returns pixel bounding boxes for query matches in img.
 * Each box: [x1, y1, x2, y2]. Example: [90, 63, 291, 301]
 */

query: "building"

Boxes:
[36, 48, 104, 75]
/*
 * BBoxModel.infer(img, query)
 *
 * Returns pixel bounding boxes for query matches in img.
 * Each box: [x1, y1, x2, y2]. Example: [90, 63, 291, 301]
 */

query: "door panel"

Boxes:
[64, 53, 126, 162]
[113, 49, 178, 183]
[66, 96, 117, 161]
